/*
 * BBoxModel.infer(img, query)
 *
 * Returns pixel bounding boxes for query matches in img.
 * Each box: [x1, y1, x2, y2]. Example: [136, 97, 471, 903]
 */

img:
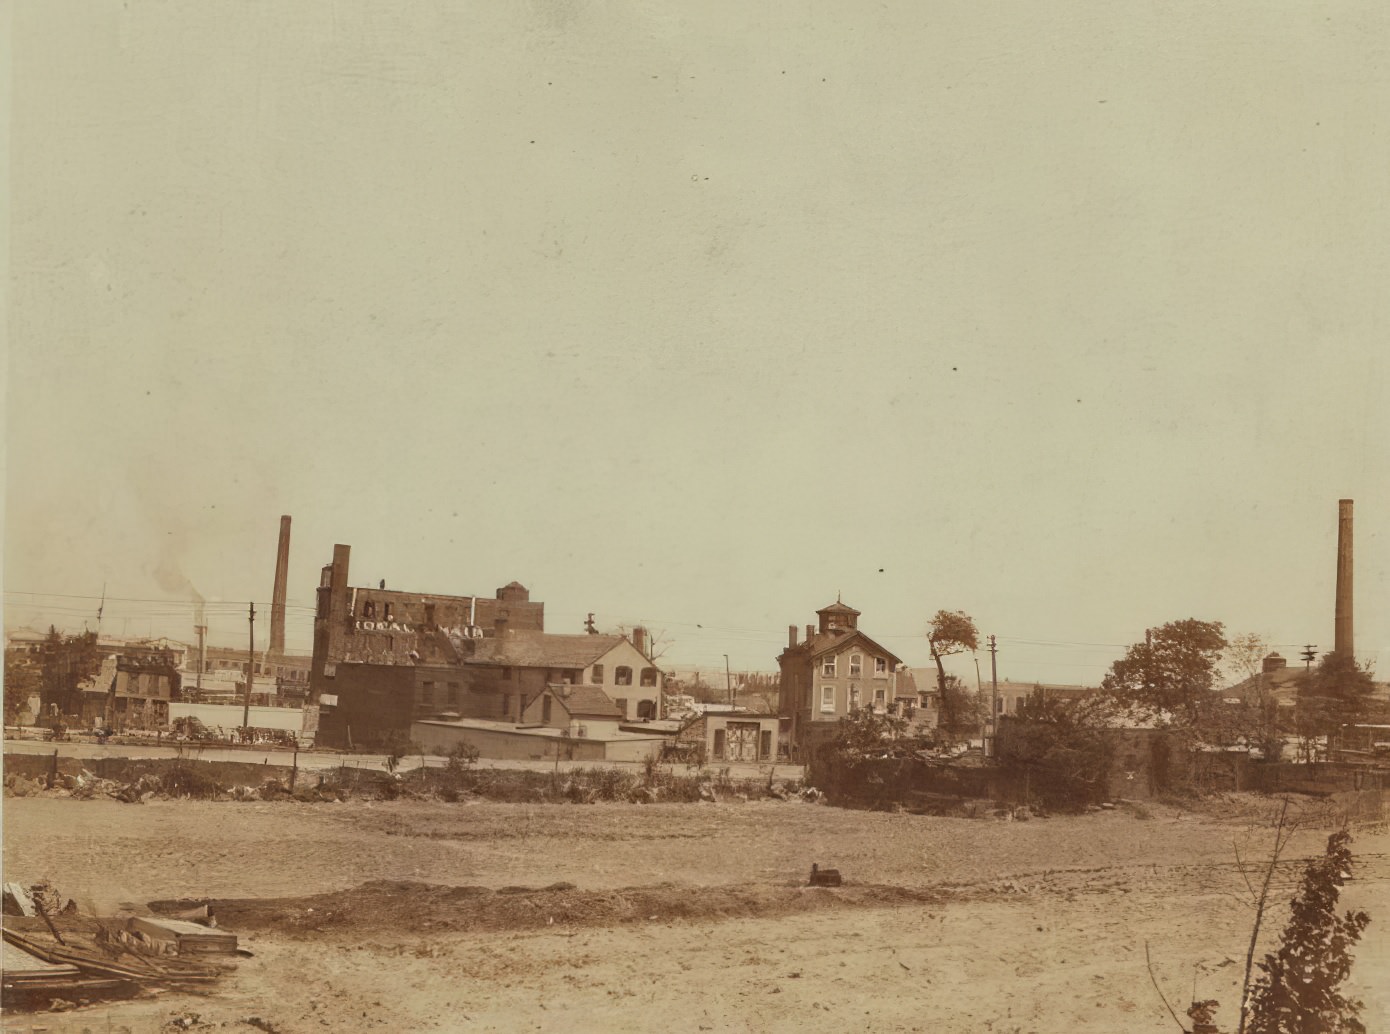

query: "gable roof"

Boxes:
[785, 629, 902, 666]
[545, 684, 623, 719]
[466, 633, 626, 670]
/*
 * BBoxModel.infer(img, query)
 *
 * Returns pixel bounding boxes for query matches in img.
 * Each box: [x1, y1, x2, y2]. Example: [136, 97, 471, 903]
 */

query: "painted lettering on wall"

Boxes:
[355, 620, 414, 633]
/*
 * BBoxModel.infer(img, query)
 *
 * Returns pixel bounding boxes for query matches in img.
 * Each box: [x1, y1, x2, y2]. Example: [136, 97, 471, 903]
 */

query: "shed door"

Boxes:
[726, 721, 760, 763]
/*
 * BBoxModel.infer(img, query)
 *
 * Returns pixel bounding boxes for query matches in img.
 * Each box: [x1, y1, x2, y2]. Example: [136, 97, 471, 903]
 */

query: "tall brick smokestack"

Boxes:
[1335, 499, 1353, 657]
[270, 515, 291, 655]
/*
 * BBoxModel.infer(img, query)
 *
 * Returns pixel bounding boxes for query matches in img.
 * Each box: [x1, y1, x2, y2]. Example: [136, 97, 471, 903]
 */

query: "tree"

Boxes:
[1101, 619, 1227, 724]
[995, 690, 1116, 809]
[1295, 653, 1376, 752]
[4, 651, 43, 723]
[1244, 828, 1370, 1034]
[926, 610, 978, 743]
[937, 674, 987, 742]
[38, 627, 102, 722]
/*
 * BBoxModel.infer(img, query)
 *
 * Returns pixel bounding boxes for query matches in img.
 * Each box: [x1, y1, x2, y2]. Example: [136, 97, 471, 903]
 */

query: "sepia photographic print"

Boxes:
[3, 3, 1388, 1032]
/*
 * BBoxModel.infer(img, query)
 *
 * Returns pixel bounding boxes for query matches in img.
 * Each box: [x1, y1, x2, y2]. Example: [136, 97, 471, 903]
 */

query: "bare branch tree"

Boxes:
[1237, 797, 1295, 1034]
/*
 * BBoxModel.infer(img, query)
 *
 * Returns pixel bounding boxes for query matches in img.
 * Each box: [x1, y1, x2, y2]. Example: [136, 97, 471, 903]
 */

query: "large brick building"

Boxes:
[777, 599, 903, 760]
[309, 543, 663, 749]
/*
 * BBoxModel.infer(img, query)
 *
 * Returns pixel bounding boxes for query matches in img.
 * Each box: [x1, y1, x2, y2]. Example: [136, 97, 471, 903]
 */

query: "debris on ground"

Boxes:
[2, 886, 240, 1014]
[809, 864, 842, 887]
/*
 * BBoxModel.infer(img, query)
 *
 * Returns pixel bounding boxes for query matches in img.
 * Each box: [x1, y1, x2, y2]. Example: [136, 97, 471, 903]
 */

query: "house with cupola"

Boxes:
[776, 599, 903, 759]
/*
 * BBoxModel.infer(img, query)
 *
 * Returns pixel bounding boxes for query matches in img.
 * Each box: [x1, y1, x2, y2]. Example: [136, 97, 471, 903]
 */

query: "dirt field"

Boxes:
[3, 794, 1387, 1034]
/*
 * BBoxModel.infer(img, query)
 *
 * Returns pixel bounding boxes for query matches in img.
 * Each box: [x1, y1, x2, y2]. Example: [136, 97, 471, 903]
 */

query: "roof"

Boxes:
[783, 629, 903, 666]
[1226, 666, 1390, 707]
[412, 717, 665, 744]
[993, 680, 1096, 696]
[466, 633, 626, 670]
[816, 600, 861, 617]
[545, 684, 623, 719]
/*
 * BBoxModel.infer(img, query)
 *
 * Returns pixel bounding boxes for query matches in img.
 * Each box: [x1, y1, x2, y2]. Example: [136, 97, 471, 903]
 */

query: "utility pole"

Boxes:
[1301, 644, 1317, 672]
[988, 635, 999, 756]
[195, 624, 207, 694]
[243, 602, 255, 730]
[724, 654, 732, 707]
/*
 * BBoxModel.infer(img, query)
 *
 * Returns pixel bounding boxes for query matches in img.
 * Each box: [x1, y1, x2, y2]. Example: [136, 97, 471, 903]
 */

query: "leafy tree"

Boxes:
[1295, 653, 1376, 749]
[1244, 829, 1370, 1034]
[926, 610, 978, 742]
[995, 690, 1116, 809]
[833, 706, 909, 758]
[1101, 619, 1228, 724]
[3, 651, 43, 722]
[937, 674, 987, 742]
[38, 627, 102, 722]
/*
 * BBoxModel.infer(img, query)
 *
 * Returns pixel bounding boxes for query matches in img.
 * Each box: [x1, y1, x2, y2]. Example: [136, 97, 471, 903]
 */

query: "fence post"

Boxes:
[290, 748, 298, 792]
[47, 748, 59, 789]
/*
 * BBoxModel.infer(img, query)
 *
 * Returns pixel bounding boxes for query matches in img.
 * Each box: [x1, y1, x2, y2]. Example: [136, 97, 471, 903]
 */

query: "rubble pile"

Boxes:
[2, 879, 240, 1014]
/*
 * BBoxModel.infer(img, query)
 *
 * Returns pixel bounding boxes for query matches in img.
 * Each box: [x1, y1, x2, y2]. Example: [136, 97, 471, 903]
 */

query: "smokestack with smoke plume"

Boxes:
[153, 537, 205, 628]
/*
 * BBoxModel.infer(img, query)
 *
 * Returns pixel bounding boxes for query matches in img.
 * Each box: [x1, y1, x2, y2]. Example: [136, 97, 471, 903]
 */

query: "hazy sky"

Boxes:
[5, 2, 1387, 686]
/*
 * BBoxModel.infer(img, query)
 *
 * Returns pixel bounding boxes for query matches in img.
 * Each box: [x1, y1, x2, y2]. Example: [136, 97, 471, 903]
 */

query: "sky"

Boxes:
[4, 1, 1388, 688]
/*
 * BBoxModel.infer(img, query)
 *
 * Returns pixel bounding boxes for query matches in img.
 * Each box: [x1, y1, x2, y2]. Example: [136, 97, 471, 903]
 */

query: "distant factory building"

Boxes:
[309, 544, 663, 750]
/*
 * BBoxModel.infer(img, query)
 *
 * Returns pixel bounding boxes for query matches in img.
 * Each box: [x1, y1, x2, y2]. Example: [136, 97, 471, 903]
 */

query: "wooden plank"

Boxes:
[3, 883, 36, 918]
[127, 916, 237, 954]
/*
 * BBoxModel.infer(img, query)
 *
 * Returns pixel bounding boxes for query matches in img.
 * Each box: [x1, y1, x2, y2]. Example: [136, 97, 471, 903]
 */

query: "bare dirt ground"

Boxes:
[3, 794, 1387, 1034]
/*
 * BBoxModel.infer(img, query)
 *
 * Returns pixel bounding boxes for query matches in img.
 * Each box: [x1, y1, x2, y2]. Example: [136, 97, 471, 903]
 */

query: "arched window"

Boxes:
[615, 666, 633, 686]
[640, 667, 657, 687]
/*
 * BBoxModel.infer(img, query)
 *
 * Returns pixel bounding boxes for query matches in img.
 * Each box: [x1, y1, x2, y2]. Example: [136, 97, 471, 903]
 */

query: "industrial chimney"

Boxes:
[1335, 499, 1354, 657]
[270, 515, 291, 656]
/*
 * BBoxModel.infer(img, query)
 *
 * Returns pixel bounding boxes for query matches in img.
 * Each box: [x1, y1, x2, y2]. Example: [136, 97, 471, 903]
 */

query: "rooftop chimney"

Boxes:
[632, 626, 647, 656]
[788, 625, 798, 649]
[270, 515, 291, 656]
[806, 624, 815, 643]
[1335, 499, 1354, 657]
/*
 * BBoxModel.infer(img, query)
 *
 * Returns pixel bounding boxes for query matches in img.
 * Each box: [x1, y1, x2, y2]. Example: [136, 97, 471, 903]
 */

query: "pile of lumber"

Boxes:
[124, 916, 238, 956]
[2, 924, 226, 1000]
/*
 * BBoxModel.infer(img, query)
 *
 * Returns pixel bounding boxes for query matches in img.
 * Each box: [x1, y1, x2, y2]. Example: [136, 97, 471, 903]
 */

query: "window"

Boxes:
[820, 685, 835, 713]
[849, 654, 863, 678]
[447, 682, 460, 706]
[874, 687, 886, 706]
[542, 696, 552, 723]
[615, 666, 633, 686]
[640, 667, 657, 687]
[501, 693, 511, 717]
[362, 600, 376, 618]
[502, 666, 513, 681]
[849, 686, 860, 710]
[874, 657, 888, 676]
[615, 698, 628, 718]
[821, 656, 837, 677]
[422, 681, 435, 706]
[424, 604, 435, 625]
[760, 730, 773, 760]
[591, 664, 604, 684]
[713, 729, 726, 759]
[383, 603, 394, 621]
